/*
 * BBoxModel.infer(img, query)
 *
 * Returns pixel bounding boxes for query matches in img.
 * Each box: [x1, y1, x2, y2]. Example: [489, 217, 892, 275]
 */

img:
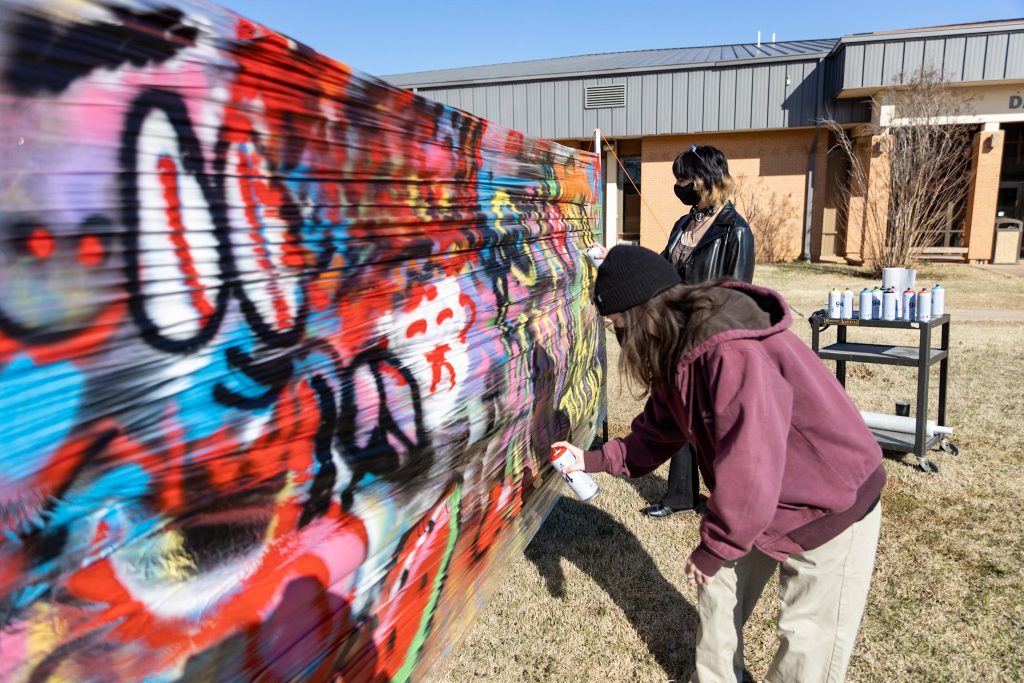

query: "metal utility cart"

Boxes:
[809, 311, 956, 472]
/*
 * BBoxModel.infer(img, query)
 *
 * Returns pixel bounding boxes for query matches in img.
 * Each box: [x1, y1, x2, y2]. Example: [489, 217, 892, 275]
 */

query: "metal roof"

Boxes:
[385, 39, 838, 88]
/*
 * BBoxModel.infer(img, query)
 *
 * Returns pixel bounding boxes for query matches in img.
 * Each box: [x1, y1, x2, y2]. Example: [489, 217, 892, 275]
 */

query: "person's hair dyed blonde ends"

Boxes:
[688, 174, 735, 209]
[616, 282, 719, 398]
[673, 145, 735, 208]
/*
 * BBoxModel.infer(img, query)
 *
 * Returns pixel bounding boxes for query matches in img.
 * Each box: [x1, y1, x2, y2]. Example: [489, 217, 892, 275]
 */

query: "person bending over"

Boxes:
[555, 245, 884, 683]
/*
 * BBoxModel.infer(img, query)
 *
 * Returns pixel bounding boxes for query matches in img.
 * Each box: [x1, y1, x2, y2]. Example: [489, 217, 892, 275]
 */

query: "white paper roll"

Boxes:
[860, 411, 953, 436]
[881, 267, 905, 291]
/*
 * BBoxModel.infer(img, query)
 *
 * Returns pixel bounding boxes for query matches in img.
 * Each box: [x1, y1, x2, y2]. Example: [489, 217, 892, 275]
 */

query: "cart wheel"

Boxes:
[916, 458, 940, 474]
[939, 439, 960, 456]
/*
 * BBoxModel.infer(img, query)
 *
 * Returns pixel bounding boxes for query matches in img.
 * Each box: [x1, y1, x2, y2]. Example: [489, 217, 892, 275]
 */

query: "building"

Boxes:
[386, 19, 1024, 264]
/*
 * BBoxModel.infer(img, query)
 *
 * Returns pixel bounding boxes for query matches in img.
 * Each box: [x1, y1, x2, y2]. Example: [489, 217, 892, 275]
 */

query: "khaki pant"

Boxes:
[690, 504, 882, 683]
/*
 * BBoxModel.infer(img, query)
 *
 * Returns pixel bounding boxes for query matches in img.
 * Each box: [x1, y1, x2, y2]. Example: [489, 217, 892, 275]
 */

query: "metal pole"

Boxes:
[594, 128, 602, 245]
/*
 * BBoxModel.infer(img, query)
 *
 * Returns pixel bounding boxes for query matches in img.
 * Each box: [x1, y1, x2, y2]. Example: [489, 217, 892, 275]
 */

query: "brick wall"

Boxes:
[964, 130, 1005, 263]
[639, 129, 818, 261]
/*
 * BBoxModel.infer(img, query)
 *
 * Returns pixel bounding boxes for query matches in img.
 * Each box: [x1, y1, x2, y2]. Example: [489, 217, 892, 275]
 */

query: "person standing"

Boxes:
[555, 245, 884, 682]
[595, 144, 755, 517]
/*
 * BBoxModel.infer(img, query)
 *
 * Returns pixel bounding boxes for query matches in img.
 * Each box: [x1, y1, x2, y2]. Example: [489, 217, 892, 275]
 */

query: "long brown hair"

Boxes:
[616, 281, 719, 397]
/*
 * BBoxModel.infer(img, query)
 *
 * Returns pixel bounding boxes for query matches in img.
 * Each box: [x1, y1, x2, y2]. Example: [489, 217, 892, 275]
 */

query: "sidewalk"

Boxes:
[972, 263, 1024, 278]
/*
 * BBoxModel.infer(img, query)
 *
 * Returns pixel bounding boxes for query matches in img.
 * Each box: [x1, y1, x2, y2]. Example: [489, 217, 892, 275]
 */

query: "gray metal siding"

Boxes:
[1008, 34, 1024, 79]
[767, 64, 786, 128]
[962, 36, 986, 81]
[687, 70, 705, 132]
[703, 70, 720, 131]
[656, 73, 674, 134]
[863, 43, 885, 87]
[827, 28, 1024, 92]
[943, 37, 966, 80]
[984, 33, 1009, 80]
[922, 39, 945, 75]
[671, 72, 688, 131]
[881, 42, 904, 85]
[719, 69, 736, 131]
[735, 68, 752, 130]
[641, 74, 658, 135]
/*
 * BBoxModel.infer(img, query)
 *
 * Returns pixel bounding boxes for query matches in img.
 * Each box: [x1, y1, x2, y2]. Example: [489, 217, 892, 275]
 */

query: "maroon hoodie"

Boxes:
[584, 281, 885, 576]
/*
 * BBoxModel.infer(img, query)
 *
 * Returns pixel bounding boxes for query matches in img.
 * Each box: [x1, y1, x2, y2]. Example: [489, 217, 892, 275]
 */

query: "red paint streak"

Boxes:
[405, 320, 427, 338]
[27, 227, 54, 259]
[458, 293, 477, 344]
[402, 283, 439, 313]
[425, 343, 456, 392]
[234, 148, 293, 330]
[436, 308, 453, 325]
[309, 281, 330, 311]
[380, 362, 409, 387]
[78, 234, 104, 267]
[157, 155, 215, 324]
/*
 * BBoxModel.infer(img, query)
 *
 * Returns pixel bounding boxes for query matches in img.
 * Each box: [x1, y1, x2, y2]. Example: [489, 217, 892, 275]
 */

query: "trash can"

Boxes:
[993, 218, 1022, 264]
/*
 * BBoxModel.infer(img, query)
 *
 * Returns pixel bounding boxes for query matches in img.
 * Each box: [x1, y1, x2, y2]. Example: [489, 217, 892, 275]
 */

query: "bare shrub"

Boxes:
[821, 70, 976, 274]
[733, 176, 798, 263]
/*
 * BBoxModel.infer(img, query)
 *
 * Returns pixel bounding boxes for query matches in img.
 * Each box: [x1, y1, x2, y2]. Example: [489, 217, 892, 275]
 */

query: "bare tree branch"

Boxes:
[820, 70, 976, 275]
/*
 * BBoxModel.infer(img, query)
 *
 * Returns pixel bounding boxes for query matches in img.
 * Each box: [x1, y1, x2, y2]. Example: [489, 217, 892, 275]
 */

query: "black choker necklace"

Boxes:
[690, 205, 719, 223]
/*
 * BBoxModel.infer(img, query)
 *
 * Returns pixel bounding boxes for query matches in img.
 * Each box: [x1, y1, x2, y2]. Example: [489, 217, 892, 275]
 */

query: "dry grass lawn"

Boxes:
[438, 263, 1024, 683]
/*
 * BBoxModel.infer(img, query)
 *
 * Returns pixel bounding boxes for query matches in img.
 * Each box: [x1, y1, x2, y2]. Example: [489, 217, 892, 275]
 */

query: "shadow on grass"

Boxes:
[524, 496, 756, 681]
[622, 472, 670, 507]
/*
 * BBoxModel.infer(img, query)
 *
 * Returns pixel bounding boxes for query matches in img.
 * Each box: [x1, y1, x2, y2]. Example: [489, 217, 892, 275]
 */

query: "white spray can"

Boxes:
[872, 288, 883, 319]
[859, 288, 873, 320]
[882, 288, 897, 321]
[828, 288, 842, 319]
[931, 284, 945, 317]
[587, 245, 605, 267]
[841, 288, 854, 319]
[551, 446, 599, 501]
[901, 288, 916, 321]
[916, 289, 932, 323]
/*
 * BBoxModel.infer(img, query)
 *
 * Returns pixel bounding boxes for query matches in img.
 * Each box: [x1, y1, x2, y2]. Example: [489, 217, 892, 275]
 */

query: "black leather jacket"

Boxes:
[661, 201, 755, 284]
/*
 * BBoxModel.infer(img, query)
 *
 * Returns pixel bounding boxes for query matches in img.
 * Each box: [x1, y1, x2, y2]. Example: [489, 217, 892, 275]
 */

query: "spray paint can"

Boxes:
[587, 245, 605, 267]
[931, 284, 945, 317]
[841, 288, 854, 319]
[882, 288, 897, 321]
[828, 288, 842, 319]
[551, 446, 599, 501]
[872, 288, 883, 319]
[859, 288, 873, 320]
[916, 289, 932, 323]
[902, 288, 916, 321]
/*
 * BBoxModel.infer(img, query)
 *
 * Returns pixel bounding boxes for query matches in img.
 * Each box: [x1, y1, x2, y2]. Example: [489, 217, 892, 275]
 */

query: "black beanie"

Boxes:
[594, 245, 681, 315]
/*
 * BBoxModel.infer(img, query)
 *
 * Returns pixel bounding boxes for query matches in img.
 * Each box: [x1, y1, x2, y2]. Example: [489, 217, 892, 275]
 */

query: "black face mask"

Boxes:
[614, 326, 625, 345]
[674, 183, 701, 206]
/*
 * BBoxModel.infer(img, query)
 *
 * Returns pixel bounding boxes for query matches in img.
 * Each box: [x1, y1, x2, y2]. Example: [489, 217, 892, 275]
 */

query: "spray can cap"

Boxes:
[550, 445, 568, 462]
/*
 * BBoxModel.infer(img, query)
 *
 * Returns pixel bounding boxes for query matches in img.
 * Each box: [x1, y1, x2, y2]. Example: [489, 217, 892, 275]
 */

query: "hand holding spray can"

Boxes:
[551, 446, 600, 501]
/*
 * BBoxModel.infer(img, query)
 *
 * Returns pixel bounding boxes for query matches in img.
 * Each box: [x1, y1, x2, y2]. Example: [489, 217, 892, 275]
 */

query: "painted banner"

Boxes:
[0, 1, 604, 681]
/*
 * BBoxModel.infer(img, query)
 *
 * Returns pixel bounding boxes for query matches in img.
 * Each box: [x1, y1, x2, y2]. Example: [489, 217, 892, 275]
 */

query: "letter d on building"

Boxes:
[1011, 95, 1023, 109]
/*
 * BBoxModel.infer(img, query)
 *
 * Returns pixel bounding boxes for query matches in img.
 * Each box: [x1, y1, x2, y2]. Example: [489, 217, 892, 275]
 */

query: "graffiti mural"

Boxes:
[0, 1, 604, 681]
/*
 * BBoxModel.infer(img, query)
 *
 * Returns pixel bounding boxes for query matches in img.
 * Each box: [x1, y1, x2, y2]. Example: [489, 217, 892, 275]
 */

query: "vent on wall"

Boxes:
[584, 84, 626, 109]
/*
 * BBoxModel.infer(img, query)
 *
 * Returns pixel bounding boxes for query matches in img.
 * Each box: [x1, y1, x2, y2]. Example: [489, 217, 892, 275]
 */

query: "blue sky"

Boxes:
[221, 0, 1024, 76]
